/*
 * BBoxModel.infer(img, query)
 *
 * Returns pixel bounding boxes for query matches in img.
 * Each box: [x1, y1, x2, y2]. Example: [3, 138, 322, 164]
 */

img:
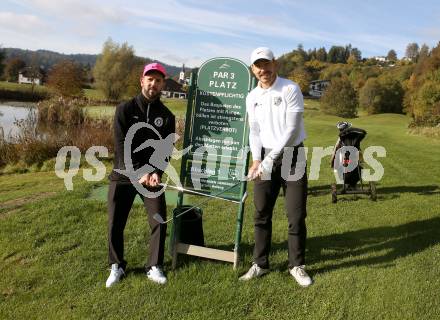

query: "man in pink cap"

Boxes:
[106, 62, 175, 287]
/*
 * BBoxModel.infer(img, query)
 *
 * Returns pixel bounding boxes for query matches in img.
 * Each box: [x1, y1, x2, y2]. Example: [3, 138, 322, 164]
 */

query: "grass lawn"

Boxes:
[83, 88, 106, 101]
[84, 98, 188, 120]
[83, 105, 117, 119]
[83, 87, 188, 118]
[0, 81, 49, 95]
[1, 110, 439, 319]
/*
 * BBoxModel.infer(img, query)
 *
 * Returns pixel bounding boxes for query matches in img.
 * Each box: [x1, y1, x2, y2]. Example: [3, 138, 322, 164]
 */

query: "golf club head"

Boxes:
[153, 213, 165, 224]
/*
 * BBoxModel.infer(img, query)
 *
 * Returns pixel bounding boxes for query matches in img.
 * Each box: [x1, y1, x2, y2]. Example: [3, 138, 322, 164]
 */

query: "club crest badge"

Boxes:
[273, 96, 282, 106]
[154, 117, 164, 127]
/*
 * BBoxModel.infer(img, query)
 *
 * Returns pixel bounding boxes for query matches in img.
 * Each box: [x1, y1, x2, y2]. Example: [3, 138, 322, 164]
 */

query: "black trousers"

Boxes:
[107, 181, 167, 270]
[253, 146, 308, 269]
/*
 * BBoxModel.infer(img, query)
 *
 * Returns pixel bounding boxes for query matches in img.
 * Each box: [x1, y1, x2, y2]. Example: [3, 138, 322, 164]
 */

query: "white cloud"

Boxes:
[125, 0, 324, 42]
[138, 47, 203, 68]
[20, 0, 128, 24]
[1, 0, 438, 65]
[338, 33, 414, 57]
[0, 11, 50, 33]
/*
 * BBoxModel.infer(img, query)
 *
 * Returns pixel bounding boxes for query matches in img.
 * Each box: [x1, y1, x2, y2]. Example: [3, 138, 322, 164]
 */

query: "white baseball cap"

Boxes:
[250, 47, 275, 65]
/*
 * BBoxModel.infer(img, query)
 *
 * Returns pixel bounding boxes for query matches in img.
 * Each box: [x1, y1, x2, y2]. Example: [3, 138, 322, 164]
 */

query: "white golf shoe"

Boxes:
[289, 265, 313, 287]
[146, 266, 167, 284]
[239, 263, 269, 281]
[106, 264, 125, 288]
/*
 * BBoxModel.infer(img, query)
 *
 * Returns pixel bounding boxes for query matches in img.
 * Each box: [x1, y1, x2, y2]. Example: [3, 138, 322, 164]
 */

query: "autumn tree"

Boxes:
[316, 47, 327, 62]
[359, 76, 404, 114]
[405, 43, 420, 62]
[93, 38, 136, 101]
[319, 63, 352, 80]
[3, 58, 26, 82]
[320, 76, 358, 118]
[327, 46, 347, 63]
[387, 49, 398, 62]
[404, 42, 440, 126]
[347, 54, 359, 65]
[419, 44, 430, 61]
[304, 59, 328, 80]
[350, 47, 362, 61]
[295, 44, 309, 62]
[47, 60, 85, 97]
[288, 67, 312, 94]
[125, 57, 151, 98]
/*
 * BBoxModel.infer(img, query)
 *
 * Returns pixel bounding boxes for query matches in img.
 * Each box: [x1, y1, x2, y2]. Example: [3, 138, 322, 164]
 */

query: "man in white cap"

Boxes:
[240, 47, 312, 287]
[105, 62, 175, 287]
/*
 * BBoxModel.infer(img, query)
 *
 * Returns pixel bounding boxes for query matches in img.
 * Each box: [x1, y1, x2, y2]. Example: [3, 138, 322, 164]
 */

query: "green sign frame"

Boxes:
[171, 57, 255, 269]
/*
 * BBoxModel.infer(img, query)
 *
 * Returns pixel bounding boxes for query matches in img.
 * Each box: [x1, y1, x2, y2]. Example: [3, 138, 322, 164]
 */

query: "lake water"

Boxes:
[0, 103, 36, 138]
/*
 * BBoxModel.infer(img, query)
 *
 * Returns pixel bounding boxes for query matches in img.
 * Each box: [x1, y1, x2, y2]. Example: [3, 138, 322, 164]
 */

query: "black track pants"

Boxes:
[253, 146, 308, 269]
[107, 182, 167, 270]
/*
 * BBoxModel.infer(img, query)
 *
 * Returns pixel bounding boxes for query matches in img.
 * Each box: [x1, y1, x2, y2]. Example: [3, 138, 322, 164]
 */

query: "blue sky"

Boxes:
[1, 0, 439, 67]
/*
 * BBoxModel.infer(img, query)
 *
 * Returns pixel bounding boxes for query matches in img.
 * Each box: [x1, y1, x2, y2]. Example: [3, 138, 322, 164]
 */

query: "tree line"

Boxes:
[1, 40, 438, 127]
[276, 42, 438, 127]
[0, 42, 182, 101]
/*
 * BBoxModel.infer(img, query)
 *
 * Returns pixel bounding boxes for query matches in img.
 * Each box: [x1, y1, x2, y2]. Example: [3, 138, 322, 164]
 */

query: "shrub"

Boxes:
[40, 158, 57, 172]
[47, 60, 85, 97]
[359, 77, 382, 113]
[37, 97, 86, 125]
[319, 63, 352, 80]
[288, 67, 312, 94]
[320, 77, 358, 118]
[2, 162, 29, 174]
[404, 43, 440, 126]
[359, 76, 404, 114]
[93, 39, 137, 101]
[413, 79, 440, 121]
[0, 103, 113, 169]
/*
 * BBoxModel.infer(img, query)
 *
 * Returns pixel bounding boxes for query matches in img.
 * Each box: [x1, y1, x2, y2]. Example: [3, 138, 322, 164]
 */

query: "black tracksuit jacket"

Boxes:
[109, 94, 175, 183]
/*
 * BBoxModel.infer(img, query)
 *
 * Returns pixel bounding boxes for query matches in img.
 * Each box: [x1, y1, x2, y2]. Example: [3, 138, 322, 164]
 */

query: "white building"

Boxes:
[18, 68, 41, 85]
[309, 80, 330, 98]
[371, 56, 387, 62]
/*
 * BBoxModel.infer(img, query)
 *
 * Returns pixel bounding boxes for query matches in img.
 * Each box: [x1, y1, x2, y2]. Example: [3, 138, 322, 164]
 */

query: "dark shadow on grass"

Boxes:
[308, 184, 334, 196]
[202, 217, 440, 275]
[307, 184, 439, 198]
[306, 216, 440, 274]
[127, 266, 147, 275]
[376, 185, 439, 196]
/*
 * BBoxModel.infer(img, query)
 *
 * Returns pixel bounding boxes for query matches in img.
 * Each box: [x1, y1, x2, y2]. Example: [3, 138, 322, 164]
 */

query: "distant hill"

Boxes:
[3, 48, 186, 78]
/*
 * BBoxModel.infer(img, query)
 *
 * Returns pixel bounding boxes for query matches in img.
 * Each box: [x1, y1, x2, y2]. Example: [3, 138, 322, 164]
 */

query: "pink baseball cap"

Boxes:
[142, 62, 166, 77]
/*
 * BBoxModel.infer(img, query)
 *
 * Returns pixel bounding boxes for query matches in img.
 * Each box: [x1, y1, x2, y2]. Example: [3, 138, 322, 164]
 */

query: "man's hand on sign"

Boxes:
[247, 160, 262, 181]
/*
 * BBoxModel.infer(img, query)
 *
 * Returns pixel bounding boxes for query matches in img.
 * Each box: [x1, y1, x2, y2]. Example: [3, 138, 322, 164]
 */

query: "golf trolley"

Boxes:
[330, 121, 377, 203]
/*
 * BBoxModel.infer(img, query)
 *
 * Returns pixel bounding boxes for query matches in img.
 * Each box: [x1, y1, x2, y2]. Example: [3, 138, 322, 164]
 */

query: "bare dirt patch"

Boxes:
[0, 192, 56, 219]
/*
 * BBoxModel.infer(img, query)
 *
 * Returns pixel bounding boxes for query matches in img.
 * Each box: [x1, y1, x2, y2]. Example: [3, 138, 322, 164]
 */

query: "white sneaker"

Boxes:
[146, 266, 167, 284]
[239, 263, 269, 281]
[106, 264, 125, 288]
[289, 265, 313, 287]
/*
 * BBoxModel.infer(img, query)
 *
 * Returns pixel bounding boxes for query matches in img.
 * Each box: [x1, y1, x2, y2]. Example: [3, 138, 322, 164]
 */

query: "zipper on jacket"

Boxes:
[146, 103, 150, 123]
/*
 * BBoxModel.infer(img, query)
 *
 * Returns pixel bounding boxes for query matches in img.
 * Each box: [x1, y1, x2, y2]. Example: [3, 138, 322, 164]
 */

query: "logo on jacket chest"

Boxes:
[273, 96, 282, 106]
[154, 117, 164, 127]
